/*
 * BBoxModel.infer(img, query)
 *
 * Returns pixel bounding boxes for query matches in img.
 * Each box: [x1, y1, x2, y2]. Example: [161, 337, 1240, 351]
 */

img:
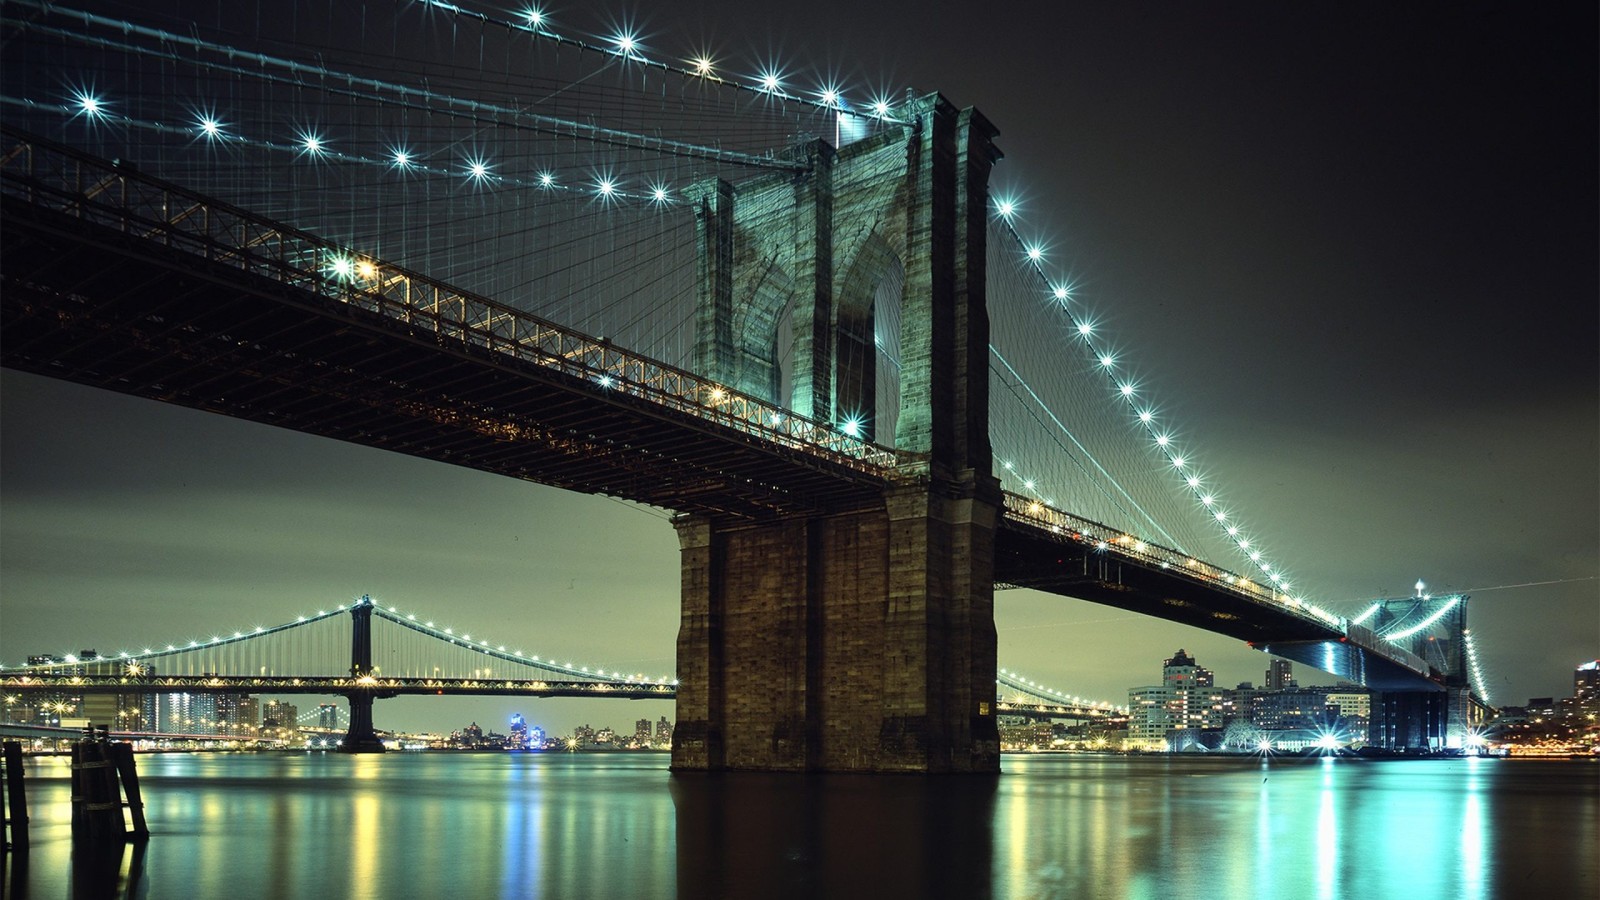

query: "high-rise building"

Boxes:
[635, 718, 653, 747]
[1127, 649, 1220, 749]
[1128, 686, 1177, 748]
[656, 716, 672, 747]
[1165, 649, 1220, 729]
[164, 693, 219, 734]
[1560, 660, 1600, 725]
[215, 694, 258, 736]
[262, 699, 300, 741]
[1265, 658, 1295, 691]
[1575, 661, 1599, 706]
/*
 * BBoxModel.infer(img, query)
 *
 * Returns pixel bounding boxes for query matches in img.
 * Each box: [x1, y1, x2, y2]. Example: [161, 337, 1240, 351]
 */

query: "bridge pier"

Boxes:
[339, 693, 386, 754]
[671, 478, 1001, 773]
[673, 94, 1003, 774]
[1368, 685, 1477, 752]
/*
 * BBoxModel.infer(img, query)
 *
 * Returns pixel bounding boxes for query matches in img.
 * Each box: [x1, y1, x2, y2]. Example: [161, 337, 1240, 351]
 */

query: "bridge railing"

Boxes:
[1001, 491, 1347, 633]
[0, 128, 898, 476]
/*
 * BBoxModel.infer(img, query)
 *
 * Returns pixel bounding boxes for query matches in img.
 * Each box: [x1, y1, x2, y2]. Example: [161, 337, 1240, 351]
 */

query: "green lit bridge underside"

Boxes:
[0, 131, 1442, 693]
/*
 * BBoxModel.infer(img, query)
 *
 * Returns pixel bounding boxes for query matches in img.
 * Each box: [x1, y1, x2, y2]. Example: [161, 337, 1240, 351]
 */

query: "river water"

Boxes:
[5, 751, 1594, 899]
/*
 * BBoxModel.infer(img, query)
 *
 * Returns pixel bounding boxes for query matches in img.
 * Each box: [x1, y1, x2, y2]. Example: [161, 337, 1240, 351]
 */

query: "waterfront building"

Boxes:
[655, 717, 672, 747]
[1128, 686, 1176, 749]
[1320, 686, 1372, 740]
[1127, 649, 1221, 749]
[1252, 688, 1339, 732]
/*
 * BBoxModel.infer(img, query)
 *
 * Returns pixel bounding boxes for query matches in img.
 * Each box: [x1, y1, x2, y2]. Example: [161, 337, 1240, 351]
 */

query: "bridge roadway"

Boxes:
[0, 129, 1439, 693]
[0, 673, 675, 700]
[1, 675, 1125, 724]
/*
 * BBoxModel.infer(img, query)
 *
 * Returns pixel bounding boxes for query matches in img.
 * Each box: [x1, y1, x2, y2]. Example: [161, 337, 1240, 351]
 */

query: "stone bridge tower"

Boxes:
[672, 94, 1004, 773]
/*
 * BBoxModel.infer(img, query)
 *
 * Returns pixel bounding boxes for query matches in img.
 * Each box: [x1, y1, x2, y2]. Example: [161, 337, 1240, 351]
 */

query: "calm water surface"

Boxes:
[5, 751, 1594, 899]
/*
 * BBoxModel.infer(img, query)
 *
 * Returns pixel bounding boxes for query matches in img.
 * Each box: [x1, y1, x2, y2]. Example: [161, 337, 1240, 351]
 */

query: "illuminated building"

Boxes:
[509, 713, 531, 749]
[1320, 687, 1371, 738]
[1265, 658, 1296, 691]
[164, 693, 219, 735]
[216, 694, 258, 737]
[655, 717, 673, 747]
[1573, 661, 1600, 717]
[1128, 686, 1177, 749]
[262, 699, 299, 741]
[1127, 649, 1219, 749]
[1252, 689, 1339, 731]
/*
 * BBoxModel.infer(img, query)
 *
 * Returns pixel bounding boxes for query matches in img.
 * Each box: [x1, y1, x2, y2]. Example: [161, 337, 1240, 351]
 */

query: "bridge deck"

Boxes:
[0, 674, 676, 700]
[0, 191, 889, 521]
[0, 132, 1448, 695]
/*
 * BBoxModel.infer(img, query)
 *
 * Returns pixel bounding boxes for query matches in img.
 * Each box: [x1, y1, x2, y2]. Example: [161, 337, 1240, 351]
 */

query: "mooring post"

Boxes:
[110, 743, 149, 841]
[69, 741, 84, 837]
[71, 730, 141, 847]
[2, 740, 28, 851]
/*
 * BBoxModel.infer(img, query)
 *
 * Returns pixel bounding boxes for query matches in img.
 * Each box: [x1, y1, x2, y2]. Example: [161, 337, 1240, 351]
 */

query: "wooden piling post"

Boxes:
[69, 742, 84, 837]
[110, 743, 149, 841]
[2, 741, 27, 851]
[72, 737, 126, 846]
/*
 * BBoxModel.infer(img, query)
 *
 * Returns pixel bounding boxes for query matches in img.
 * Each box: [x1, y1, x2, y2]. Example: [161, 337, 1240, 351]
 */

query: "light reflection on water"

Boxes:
[8, 752, 1595, 899]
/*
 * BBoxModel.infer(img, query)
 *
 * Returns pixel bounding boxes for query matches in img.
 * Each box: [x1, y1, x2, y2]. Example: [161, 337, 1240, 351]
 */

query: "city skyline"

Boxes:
[2, 3, 1595, 736]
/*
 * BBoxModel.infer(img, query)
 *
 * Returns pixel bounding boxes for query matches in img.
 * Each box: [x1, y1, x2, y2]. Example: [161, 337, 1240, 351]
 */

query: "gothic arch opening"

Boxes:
[834, 227, 904, 446]
[730, 257, 794, 403]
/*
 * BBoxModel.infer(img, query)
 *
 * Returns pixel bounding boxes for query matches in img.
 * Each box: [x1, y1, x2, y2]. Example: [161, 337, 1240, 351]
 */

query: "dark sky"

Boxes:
[2, 1, 1595, 735]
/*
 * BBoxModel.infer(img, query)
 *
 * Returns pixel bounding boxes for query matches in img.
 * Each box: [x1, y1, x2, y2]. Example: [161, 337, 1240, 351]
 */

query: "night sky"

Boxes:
[2, 1, 1595, 736]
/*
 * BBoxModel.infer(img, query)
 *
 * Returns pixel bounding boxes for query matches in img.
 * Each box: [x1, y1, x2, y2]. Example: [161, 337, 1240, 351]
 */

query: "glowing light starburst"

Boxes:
[70, 89, 107, 121]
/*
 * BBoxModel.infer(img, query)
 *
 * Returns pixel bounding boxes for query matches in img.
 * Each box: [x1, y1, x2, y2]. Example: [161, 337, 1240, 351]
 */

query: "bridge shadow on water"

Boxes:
[671, 771, 998, 899]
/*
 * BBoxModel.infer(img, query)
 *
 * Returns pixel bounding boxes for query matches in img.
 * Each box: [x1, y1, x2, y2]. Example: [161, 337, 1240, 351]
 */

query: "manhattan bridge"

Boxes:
[0, 0, 1490, 771]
